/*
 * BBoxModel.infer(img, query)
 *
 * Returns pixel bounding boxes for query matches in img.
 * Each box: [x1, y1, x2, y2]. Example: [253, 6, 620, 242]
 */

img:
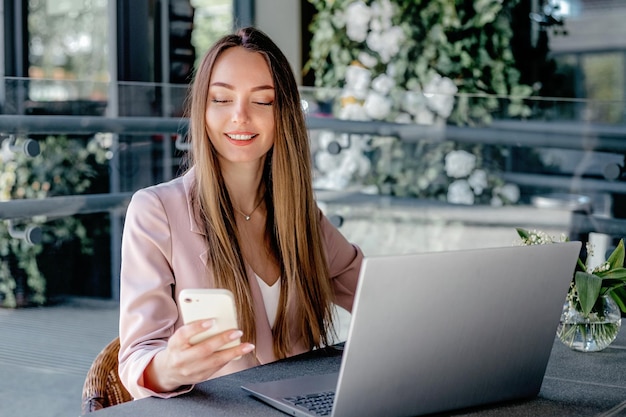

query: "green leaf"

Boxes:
[606, 239, 625, 270]
[602, 280, 626, 293]
[575, 271, 603, 317]
[515, 227, 530, 240]
[597, 267, 626, 280]
[609, 285, 626, 313]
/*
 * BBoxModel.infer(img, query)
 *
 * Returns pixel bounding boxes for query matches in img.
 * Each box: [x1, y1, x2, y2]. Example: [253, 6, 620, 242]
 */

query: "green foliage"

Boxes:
[190, 0, 233, 65]
[0, 136, 108, 308]
[28, 0, 109, 96]
[306, 0, 533, 204]
[307, 0, 532, 126]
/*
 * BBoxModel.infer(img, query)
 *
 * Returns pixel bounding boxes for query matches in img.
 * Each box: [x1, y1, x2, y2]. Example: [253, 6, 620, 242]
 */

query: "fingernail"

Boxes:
[230, 330, 243, 340]
[241, 344, 255, 353]
[201, 319, 215, 328]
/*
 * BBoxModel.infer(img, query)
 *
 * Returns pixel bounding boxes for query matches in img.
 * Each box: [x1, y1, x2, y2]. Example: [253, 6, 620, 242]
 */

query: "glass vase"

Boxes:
[556, 293, 622, 352]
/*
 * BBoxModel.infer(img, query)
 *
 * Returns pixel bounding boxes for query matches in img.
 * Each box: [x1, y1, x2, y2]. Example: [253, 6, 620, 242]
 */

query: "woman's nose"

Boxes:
[231, 101, 249, 124]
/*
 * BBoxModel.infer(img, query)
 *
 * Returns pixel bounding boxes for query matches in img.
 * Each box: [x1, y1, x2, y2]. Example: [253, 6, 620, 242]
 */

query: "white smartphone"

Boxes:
[178, 288, 241, 349]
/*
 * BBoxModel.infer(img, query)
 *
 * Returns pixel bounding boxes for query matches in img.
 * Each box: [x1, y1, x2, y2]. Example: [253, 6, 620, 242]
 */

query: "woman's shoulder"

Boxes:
[139, 176, 183, 195]
[133, 169, 193, 199]
[129, 170, 193, 212]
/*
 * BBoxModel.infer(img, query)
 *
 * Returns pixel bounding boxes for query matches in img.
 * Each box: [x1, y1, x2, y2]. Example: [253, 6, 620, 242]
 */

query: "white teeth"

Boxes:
[227, 134, 255, 140]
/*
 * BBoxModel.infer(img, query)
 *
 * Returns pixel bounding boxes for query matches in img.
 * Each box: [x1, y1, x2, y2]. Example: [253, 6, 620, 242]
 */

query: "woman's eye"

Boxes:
[211, 99, 230, 103]
[254, 101, 273, 106]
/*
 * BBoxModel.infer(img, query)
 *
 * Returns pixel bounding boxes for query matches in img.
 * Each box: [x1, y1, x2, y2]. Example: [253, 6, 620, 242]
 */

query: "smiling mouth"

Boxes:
[227, 133, 257, 141]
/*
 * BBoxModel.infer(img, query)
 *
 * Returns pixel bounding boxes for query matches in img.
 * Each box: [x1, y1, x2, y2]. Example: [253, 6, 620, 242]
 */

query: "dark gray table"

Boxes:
[89, 331, 626, 416]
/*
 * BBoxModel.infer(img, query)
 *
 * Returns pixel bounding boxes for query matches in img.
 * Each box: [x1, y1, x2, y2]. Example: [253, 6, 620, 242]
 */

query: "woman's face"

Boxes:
[205, 46, 276, 166]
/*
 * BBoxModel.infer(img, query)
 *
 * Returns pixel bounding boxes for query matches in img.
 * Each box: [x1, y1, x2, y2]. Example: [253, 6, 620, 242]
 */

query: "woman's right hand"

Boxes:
[143, 319, 255, 393]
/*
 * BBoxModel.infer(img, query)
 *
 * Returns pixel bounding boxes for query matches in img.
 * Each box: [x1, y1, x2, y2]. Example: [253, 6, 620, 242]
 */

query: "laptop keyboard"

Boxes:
[284, 391, 335, 416]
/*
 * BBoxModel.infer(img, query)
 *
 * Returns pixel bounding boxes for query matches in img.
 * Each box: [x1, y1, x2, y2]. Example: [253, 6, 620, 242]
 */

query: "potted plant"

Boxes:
[516, 228, 626, 352]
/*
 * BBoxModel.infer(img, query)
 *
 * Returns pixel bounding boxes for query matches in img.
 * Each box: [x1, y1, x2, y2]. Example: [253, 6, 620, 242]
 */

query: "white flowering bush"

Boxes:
[307, 0, 532, 204]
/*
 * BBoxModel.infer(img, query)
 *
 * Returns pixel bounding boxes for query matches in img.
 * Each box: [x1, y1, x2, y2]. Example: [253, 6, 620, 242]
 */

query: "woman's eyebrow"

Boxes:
[210, 81, 274, 92]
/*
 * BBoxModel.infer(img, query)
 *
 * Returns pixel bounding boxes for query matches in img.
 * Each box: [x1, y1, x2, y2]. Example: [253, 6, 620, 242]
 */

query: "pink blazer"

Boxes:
[118, 168, 363, 399]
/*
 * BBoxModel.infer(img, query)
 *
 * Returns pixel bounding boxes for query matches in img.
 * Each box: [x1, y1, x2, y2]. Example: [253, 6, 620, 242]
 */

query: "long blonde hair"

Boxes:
[184, 27, 335, 358]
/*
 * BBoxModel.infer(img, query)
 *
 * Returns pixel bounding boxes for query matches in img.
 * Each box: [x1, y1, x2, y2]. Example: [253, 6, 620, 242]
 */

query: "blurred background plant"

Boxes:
[306, 0, 548, 205]
[0, 135, 109, 308]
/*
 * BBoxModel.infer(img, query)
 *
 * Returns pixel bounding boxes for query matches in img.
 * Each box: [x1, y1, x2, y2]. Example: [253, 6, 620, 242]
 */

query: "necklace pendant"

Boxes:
[244, 215, 251, 221]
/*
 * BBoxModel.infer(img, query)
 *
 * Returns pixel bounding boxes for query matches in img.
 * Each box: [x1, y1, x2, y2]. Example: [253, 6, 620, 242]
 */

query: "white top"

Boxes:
[255, 275, 281, 328]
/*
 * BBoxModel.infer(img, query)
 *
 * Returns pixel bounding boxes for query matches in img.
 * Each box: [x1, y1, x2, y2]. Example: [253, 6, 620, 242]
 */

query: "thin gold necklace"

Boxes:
[234, 195, 264, 221]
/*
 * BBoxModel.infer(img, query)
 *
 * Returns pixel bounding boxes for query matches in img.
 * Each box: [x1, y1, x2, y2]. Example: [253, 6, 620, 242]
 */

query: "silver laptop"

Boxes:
[242, 242, 581, 417]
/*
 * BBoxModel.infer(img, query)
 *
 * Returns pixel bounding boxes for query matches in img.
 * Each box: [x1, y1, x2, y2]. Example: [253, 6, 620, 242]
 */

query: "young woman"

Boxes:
[118, 27, 363, 399]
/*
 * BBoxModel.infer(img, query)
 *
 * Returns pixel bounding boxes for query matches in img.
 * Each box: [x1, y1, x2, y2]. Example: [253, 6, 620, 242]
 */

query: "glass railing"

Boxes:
[1, 79, 625, 307]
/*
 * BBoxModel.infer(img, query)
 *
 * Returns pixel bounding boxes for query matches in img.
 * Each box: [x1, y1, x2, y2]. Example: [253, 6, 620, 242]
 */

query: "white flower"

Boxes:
[402, 90, 426, 115]
[0, 171, 16, 201]
[315, 150, 338, 173]
[313, 131, 371, 191]
[518, 229, 558, 246]
[371, 74, 395, 95]
[444, 150, 476, 178]
[345, 1, 371, 43]
[370, 0, 395, 30]
[364, 91, 392, 120]
[447, 180, 475, 205]
[365, 31, 385, 58]
[491, 196, 503, 206]
[494, 183, 520, 204]
[402, 90, 438, 124]
[386, 62, 398, 77]
[366, 26, 404, 63]
[394, 112, 413, 124]
[417, 175, 430, 190]
[343, 140, 372, 177]
[338, 102, 369, 121]
[424, 74, 458, 117]
[468, 169, 487, 195]
[414, 108, 436, 125]
[343, 64, 371, 100]
[357, 52, 378, 68]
